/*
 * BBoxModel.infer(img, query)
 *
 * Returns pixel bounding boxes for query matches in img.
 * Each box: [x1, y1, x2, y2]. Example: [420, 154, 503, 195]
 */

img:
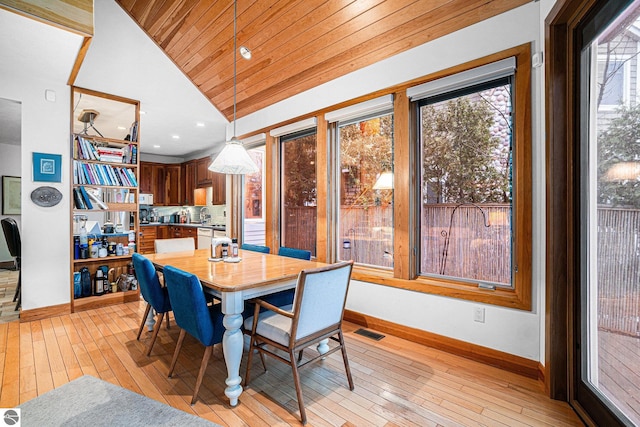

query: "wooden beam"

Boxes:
[0, 0, 93, 36]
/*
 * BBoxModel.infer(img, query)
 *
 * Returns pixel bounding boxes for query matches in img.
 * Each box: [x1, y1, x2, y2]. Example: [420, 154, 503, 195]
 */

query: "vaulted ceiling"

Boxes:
[116, 0, 529, 121]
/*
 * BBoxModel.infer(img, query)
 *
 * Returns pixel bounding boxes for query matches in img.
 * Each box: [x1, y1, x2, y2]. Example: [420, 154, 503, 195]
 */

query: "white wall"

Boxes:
[237, 2, 547, 361]
[0, 10, 84, 310]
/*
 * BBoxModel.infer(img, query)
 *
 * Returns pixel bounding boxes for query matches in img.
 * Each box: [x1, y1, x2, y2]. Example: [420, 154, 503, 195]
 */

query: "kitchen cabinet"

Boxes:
[139, 226, 157, 254]
[196, 157, 212, 188]
[182, 160, 196, 205]
[140, 162, 182, 206]
[152, 165, 166, 205]
[140, 163, 153, 194]
[165, 164, 182, 206]
[211, 172, 226, 205]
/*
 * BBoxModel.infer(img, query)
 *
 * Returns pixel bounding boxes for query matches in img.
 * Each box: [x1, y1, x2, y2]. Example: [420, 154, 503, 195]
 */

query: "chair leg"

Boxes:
[168, 329, 186, 378]
[244, 337, 255, 386]
[136, 303, 152, 341]
[338, 330, 354, 390]
[289, 349, 307, 425]
[12, 270, 20, 302]
[191, 345, 213, 405]
[165, 313, 170, 329]
[145, 312, 165, 357]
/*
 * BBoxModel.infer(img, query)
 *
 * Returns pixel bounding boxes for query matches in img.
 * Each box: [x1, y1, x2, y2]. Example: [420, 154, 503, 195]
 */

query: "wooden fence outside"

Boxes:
[597, 207, 640, 336]
[284, 205, 640, 336]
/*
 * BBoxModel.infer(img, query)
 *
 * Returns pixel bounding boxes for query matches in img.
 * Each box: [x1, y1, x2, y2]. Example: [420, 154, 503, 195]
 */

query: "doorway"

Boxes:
[0, 96, 22, 322]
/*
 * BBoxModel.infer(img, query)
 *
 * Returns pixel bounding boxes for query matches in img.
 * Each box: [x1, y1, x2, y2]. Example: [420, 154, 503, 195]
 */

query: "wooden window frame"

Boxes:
[351, 44, 532, 311]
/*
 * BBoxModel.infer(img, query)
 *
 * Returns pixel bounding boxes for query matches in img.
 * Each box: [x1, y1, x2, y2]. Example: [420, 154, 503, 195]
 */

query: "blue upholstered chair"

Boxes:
[240, 243, 270, 253]
[278, 246, 311, 260]
[163, 265, 225, 405]
[244, 261, 355, 424]
[132, 253, 172, 357]
[243, 246, 311, 320]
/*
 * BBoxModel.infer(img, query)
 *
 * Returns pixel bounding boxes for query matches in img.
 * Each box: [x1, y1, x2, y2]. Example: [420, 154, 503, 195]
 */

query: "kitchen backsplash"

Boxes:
[148, 205, 226, 225]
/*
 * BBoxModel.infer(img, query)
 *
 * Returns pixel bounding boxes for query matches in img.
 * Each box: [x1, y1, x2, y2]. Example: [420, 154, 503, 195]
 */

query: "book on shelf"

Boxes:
[73, 160, 138, 187]
[78, 186, 93, 209]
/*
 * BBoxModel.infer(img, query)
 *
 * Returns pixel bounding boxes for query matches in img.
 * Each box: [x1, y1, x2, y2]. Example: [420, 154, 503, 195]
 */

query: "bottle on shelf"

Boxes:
[94, 269, 105, 295]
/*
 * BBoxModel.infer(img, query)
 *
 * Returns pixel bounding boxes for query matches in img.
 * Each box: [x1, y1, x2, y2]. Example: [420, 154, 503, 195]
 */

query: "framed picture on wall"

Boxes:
[32, 152, 62, 182]
[2, 176, 21, 215]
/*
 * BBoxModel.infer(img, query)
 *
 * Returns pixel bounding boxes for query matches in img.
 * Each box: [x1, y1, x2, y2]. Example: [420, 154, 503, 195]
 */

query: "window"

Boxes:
[337, 112, 394, 268]
[280, 129, 317, 256]
[417, 77, 513, 287]
[243, 145, 265, 245]
[408, 52, 531, 301]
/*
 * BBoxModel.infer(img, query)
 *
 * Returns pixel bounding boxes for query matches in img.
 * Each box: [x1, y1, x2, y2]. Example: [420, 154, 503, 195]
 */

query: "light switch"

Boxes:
[45, 89, 56, 102]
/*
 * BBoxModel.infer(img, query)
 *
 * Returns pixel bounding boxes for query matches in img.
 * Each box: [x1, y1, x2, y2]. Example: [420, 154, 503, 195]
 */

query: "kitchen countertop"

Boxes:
[140, 222, 226, 231]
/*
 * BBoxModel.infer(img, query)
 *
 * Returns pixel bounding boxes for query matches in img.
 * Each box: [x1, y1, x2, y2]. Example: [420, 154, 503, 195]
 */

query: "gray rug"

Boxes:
[19, 375, 221, 426]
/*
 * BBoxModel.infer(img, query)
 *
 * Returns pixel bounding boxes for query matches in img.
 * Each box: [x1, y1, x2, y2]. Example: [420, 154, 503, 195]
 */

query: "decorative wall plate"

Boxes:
[31, 186, 63, 207]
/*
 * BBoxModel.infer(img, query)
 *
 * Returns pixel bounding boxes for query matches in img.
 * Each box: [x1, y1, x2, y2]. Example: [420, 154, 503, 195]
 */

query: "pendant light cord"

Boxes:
[232, 0, 237, 139]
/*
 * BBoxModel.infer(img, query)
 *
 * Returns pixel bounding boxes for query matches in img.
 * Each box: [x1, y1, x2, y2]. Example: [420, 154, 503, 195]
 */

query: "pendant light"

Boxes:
[209, 0, 259, 175]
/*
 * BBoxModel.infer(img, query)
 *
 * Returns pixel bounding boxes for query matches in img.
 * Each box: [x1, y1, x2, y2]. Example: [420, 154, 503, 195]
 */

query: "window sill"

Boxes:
[351, 265, 531, 311]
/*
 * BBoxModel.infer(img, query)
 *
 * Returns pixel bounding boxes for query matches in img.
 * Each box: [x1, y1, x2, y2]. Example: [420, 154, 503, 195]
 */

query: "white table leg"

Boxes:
[221, 291, 244, 406]
[317, 338, 330, 355]
[145, 308, 155, 331]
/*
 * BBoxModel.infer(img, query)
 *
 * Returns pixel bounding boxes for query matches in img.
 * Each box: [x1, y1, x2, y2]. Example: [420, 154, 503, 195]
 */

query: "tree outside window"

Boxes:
[338, 114, 394, 268]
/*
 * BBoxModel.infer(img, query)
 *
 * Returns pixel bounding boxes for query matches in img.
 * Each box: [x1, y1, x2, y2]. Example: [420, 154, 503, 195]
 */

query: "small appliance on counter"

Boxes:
[139, 193, 154, 205]
[150, 208, 159, 223]
[139, 207, 149, 224]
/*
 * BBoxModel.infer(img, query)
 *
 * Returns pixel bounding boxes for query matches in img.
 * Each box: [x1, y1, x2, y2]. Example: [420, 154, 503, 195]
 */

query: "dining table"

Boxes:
[145, 248, 326, 407]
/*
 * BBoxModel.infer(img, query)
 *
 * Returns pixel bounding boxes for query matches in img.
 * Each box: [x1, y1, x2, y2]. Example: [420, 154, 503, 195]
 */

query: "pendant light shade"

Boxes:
[372, 171, 394, 190]
[208, 0, 258, 175]
[209, 136, 259, 174]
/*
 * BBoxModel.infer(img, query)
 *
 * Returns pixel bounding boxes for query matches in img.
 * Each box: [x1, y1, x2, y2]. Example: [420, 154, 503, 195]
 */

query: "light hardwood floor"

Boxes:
[0, 300, 584, 426]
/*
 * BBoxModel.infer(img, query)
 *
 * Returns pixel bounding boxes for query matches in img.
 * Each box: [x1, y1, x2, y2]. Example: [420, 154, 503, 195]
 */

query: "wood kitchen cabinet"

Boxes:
[152, 165, 166, 205]
[164, 164, 182, 206]
[140, 162, 182, 206]
[211, 172, 226, 205]
[195, 157, 212, 188]
[182, 160, 196, 205]
[139, 226, 157, 254]
[140, 162, 153, 194]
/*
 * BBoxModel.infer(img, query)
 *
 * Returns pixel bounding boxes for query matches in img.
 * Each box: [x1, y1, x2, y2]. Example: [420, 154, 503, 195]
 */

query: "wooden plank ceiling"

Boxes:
[116, 0, 529, 121]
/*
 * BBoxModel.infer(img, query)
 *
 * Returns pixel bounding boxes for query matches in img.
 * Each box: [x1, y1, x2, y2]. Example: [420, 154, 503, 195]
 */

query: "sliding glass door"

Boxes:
[578, 1, 640, 424]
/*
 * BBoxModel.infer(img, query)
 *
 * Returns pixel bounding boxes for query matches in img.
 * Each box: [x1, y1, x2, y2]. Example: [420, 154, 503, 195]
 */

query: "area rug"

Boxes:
[19, 375, 221, 426]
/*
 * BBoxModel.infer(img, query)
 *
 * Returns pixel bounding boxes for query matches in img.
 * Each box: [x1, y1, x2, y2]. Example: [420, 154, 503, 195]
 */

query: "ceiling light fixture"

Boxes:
[172, 135, 180, 139]
[240, 46, 252, 60]
[208, 0, 258, 175]
[196, 122, 205, 127]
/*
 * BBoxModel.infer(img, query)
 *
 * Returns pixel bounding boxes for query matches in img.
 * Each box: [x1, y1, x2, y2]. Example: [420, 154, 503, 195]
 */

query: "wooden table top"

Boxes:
[145, 249, 325, 293]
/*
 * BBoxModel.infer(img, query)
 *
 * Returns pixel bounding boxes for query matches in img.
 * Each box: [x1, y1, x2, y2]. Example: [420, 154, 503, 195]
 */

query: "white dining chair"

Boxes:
[244, 260, 355, 424]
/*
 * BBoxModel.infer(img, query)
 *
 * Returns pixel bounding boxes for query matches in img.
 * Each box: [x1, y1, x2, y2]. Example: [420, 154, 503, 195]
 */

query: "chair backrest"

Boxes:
[154, 237, 195, 253]
[241, 243, 270, 254]
[163, 265, 224, 346]
[1, 218, 21, 258]
[132, 253, 171, 313]
[278, 246, 311, 260]
[291, 261, 354, 341]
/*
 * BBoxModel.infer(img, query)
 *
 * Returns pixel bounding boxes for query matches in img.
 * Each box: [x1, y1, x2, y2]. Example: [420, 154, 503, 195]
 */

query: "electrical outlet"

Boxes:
[473, 307, 485, 323]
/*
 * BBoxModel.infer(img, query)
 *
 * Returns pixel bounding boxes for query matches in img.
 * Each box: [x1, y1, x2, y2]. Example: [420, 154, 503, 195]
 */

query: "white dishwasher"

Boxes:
[196, 227, 213, 249]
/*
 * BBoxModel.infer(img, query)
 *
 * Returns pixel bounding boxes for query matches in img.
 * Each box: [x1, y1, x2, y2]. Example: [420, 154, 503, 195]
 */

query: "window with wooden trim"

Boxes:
[280, 129, 318, 256]
[409, 52, 531, 304]
[337, 112, 394, 268]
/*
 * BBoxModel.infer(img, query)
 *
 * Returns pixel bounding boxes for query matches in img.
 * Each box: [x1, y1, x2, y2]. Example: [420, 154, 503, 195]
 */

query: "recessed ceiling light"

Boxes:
[172, 135, 180, 139]
[153, 144, 160, 148]
[117, 126, 126, 130]
[139, 110, 146, 115]
[240, 46, 251, 60]
[196, 122, 205, 127]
